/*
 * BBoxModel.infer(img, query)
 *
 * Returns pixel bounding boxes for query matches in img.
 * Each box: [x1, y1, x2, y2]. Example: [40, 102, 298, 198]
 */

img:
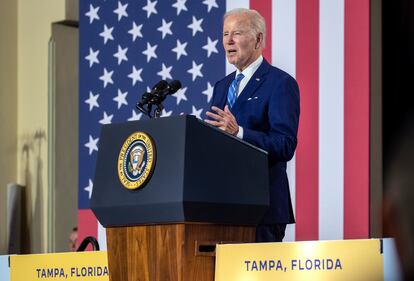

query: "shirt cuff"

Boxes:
[236, 126, 244, 139]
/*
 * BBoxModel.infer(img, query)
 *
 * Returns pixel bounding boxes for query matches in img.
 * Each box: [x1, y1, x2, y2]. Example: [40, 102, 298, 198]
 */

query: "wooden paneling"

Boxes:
[106, 224, 255, 281]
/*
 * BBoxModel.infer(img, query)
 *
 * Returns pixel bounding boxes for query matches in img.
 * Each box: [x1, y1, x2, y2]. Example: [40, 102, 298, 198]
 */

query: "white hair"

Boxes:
[224, 8, 266, 48]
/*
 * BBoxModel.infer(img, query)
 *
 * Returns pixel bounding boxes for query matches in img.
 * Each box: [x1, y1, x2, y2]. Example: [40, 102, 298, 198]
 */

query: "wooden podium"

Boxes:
[91, 115, 269, 281]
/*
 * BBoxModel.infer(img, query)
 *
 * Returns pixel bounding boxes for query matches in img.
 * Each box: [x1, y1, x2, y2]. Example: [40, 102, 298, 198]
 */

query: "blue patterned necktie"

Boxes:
[227, 73, 245, 108]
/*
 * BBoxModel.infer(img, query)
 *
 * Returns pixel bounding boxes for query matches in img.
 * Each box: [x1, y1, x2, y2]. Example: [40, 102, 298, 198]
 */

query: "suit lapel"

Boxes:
[231, 59, 271, 116]
[217, 73, 235, 109]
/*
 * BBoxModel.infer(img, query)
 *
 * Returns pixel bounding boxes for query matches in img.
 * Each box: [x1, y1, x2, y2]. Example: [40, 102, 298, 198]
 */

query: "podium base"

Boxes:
[106, 223, 255, 281]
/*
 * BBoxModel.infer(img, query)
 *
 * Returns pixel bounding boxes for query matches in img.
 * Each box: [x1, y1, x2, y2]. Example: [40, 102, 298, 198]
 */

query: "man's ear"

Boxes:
[256, 33, 263, 49]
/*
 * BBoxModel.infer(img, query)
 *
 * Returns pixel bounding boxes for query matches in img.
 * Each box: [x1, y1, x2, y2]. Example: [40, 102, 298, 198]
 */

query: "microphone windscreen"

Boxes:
[169, 80, 182, 94]
[152, 80, 169, 91]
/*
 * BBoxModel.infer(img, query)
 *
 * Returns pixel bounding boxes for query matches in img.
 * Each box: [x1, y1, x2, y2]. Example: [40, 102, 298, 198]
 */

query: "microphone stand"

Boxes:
[136, 102, 152, 118]
[136, 94, 165, 119]
[154, 104, 164, 118]
[136, 80, 181, 119]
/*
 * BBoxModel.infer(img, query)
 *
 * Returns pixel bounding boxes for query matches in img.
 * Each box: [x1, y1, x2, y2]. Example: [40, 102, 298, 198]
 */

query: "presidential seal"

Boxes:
[118, 131, 156, 190]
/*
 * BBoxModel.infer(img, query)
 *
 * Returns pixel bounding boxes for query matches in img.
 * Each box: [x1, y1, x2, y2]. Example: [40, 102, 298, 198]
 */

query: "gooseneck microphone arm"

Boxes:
[136, 80, 182, 119]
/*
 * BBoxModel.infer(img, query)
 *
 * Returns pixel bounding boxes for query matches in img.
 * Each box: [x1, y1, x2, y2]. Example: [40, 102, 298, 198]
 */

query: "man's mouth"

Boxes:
[227, 50, 237, 55]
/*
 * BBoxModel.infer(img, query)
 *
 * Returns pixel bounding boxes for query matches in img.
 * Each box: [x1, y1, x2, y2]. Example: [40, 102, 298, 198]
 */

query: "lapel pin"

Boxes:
[256, 78, 260, 81]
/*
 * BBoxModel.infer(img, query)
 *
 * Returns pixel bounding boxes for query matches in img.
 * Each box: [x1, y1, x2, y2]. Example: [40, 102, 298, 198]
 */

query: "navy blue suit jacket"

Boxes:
[210, 59, 300, 224]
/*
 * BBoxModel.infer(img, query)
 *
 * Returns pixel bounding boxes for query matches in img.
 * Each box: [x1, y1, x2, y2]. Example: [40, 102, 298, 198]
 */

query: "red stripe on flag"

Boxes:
[250, 0, 272, 62]
[344, 0, 370, 239]
[78, 209, 98, 251]
[295, 0, 319, 241]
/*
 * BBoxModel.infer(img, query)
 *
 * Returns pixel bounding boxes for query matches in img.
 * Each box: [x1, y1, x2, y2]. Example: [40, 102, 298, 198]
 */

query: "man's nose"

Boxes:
[225, 35, 234, 45]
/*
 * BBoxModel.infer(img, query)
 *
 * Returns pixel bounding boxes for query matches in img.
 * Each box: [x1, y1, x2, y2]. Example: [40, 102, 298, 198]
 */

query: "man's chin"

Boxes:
[226, 58, 237, 66]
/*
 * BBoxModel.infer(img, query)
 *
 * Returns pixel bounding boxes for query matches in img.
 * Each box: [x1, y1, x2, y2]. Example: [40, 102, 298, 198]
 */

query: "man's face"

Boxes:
[223, 13, 261, 71]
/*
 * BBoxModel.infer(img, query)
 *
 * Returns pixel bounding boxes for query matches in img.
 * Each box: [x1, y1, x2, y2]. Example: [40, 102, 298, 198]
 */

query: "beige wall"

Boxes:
[0, 0, 18, 254]
[0, 0, 64, 254]
[16, 0, 65, 253]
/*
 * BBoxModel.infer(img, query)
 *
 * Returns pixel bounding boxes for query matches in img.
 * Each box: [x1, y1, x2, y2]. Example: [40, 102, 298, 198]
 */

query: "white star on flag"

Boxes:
[84, 179, 94, 199]
[157, 63, 173, 80]
[202, 0, 218, 12]
[142, 42, 158, 62]
[202, 37, 218, 57]
[85, 48, 100, 67]
[85, 4, 100, 24]
[85, 135, 99, 155]
[187, 60, 203, 81]
[172, 87, 188, 105]
[99, 25, 114, 44]
[191, 106, 203, 119]
[99, 111, 114, 125]
[157, 19, 173, 39]
[172, 39, 188, 60]
[128, 110, 142, 121]
[187, 16, 203, 36]
[113, 45, 128, 65]
[128, 22, 143, 41]
[85, 91, 100, 111]
[113, 89, 128, 109]
[202, 82, 214, 103]
[142, 0, 158, 18]
[161, 109, 173, 117]
[172, 0, 188, 15]
[128, 66, 143, 86]
[99, 68, 114, 88]
[113, 1, 128, 21]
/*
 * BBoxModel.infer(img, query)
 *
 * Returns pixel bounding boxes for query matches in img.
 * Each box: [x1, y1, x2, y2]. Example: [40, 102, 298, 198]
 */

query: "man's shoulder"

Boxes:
[249, 59, 296, 84]
[214, 60, 296, 86]
[262, 63, 299, 94]
[267, 63, 295, 81]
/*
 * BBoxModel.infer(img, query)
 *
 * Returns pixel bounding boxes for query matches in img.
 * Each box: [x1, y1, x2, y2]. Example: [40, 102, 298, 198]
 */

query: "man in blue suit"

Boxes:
[205, 8, 300, 242]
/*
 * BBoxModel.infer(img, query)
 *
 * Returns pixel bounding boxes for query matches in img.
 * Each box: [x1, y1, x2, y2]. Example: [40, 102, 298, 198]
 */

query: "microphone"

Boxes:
[136, 79, 182, 118]
[138, 80, 168, 105]
[151, 80, 182, 103]
[155, 80, 181, 97]
[150, 80, 169, 95]
[165, 80, 182, 95]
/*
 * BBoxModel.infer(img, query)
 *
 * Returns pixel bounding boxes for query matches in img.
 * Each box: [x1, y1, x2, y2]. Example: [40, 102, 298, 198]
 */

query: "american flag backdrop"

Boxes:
[78, 0, 370, 248]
